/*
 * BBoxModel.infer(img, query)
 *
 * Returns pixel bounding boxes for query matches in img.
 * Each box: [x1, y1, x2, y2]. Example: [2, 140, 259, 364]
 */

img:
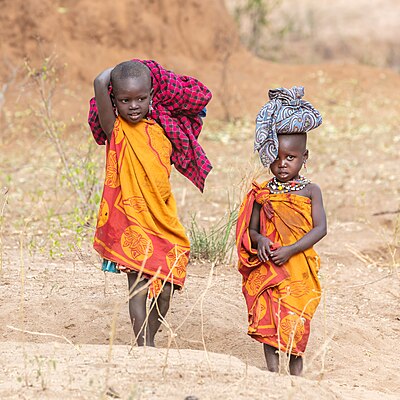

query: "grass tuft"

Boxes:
[188, 207, 238, 265]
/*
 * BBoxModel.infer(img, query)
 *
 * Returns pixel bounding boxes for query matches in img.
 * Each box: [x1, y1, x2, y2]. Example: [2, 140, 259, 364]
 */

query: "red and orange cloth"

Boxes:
[236, 181, 321, 355]
[94, 117, 190, 291]
[88, 59, 212, 192]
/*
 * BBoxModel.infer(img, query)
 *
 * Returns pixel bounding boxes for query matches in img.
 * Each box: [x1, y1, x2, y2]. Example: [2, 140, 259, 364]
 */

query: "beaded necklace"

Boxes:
[267, 176, 310, 193]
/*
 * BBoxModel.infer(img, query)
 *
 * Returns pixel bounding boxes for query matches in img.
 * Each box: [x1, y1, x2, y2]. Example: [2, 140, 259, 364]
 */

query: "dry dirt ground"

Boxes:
[1, 107, 399, 399]
[1, 1, 400, 399]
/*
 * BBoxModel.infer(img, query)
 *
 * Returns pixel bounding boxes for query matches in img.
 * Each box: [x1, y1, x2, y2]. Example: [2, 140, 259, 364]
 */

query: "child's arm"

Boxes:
[249, 201, 273, 262]
[270, 183, 327, 266]
[93, 67, 115, 141]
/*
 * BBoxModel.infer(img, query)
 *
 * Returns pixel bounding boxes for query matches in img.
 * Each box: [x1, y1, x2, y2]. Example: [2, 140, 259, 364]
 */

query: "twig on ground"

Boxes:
[372, 209, 400, 216]
[0, 187, 9, 273]
[345, 245, 377, 266]
[6, 325, 81, 353]
[343, 273, 392, 289]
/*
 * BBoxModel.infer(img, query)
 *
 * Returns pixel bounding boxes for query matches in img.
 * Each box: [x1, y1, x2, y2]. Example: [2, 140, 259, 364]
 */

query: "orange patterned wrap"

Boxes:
[94, 117, 190, 288]
[236, 181, 321, 355]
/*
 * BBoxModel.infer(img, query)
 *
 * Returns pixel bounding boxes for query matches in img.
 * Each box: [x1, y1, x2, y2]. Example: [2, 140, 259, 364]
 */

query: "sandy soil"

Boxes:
[1, 119, 399, 398]
[1, 1, 400, 399]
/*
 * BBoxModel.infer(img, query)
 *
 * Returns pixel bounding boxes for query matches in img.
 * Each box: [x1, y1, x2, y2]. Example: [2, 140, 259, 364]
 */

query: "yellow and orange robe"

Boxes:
[94, 117, 190, 291]
[236, 181, 321, 355]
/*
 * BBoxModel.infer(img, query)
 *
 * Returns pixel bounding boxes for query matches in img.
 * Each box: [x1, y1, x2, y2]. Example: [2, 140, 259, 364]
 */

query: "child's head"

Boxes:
[111, 61, 153, 124]
[270, 133, 308, 182]
[254, 86, 322, 169]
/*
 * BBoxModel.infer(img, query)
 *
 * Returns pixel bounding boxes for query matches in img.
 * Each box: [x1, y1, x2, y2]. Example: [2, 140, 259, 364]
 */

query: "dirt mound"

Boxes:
[0, 0, 241, 91]
[2, 0, 399, 121]
[2, 342, 399, 399]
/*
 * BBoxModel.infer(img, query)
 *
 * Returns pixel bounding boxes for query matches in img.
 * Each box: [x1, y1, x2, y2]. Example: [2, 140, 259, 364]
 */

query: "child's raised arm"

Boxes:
[270, 183, 327, 266]
[93, 67, 115, 142]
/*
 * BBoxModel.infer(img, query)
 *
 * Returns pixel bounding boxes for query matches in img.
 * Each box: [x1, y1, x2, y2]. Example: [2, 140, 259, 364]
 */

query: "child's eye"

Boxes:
[287, 155, 295, 161]
[121, 99, 129, 104]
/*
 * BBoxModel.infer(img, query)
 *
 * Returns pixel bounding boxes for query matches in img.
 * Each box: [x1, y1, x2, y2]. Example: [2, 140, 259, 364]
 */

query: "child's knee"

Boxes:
[158, 283, 173, 303]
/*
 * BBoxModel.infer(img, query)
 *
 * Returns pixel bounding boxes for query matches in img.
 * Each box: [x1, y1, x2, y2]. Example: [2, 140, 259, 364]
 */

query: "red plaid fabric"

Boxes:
[88, 59, 212, 192]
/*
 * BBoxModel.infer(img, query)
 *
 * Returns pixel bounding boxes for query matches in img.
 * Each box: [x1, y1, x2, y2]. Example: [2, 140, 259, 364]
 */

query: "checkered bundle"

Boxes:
[88, 59, 212, 192]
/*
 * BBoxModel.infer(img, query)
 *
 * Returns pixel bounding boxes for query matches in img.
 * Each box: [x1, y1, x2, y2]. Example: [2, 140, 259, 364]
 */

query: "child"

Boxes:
[236, 86, 326, 375]
[91, 60, 212, 346]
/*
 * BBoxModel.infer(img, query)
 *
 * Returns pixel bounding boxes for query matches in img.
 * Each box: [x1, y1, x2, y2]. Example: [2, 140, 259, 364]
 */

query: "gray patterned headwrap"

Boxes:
[254, 86, 322, 168]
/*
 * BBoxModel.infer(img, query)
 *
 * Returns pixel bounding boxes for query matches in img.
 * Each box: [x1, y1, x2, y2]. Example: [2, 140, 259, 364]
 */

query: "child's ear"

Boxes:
[303, 149, 309, 161]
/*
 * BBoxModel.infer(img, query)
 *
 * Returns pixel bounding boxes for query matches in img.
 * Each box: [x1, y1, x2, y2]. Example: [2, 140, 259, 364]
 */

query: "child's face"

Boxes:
[270, 134, 308, 182]
[113, 77, 153, 125]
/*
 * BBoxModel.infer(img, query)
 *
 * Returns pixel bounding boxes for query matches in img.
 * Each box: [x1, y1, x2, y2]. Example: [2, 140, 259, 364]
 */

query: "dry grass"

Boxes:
[1, 55, 400, 398]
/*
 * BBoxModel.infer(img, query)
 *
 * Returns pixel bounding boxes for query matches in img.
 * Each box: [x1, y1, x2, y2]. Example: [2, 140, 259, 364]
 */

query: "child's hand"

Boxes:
[269, 245, 294, 266]
[256, 237, 273, 262]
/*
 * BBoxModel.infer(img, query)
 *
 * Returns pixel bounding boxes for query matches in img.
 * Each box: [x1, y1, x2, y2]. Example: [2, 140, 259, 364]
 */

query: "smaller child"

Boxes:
[236, 86, 326, 375]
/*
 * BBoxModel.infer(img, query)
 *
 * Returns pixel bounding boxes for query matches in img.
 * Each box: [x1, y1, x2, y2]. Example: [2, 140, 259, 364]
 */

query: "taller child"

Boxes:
[90, 60, 212, 346]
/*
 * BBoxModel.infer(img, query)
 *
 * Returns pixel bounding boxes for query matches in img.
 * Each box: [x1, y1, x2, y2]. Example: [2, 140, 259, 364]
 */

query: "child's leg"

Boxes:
[127, 272, 150, 346]
[263, 344, 279, 372]
[148, 282, 174, 346]
[289, 355, 303, 376]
